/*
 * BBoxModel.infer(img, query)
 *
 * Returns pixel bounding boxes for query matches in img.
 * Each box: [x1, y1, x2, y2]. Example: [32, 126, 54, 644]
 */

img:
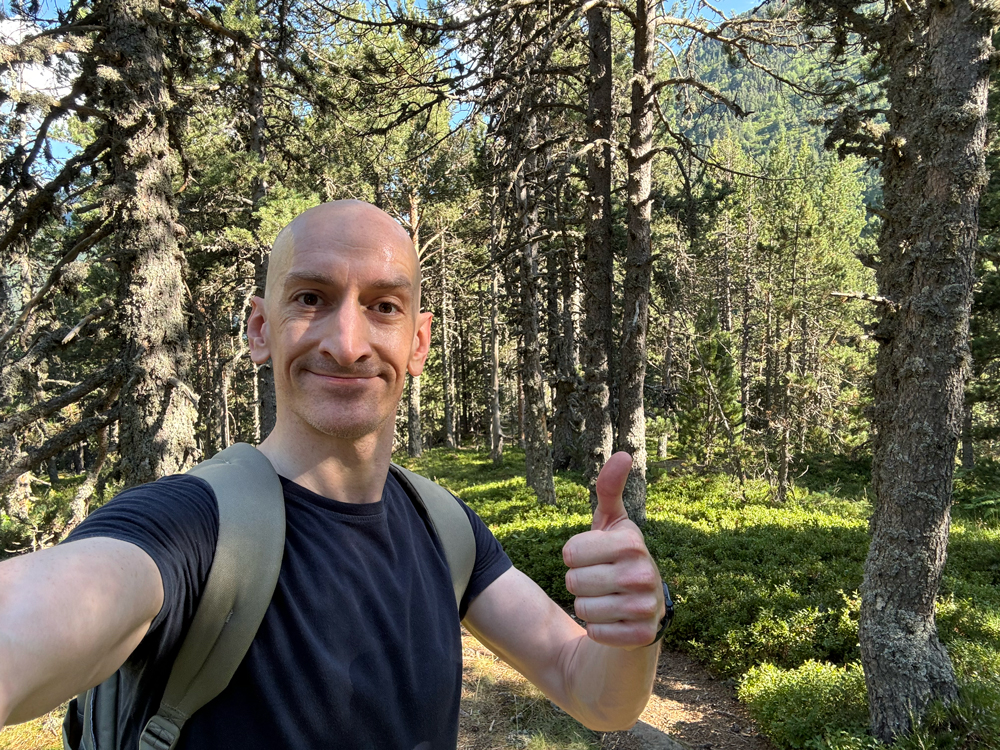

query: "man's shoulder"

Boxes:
[110, 472, 219, 510]
[65, 472, 220, 546]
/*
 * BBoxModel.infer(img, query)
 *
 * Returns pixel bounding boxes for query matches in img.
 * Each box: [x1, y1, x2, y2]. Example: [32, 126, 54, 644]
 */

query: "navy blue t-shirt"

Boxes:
[66, 470, 511, 749]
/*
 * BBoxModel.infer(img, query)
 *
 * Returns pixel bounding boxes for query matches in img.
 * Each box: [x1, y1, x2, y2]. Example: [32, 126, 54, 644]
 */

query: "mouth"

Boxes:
[303, 369, 380, 384]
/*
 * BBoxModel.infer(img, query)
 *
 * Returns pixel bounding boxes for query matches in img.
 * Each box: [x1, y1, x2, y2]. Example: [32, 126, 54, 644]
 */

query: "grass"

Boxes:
[460, 629, 600, 749]
[0, 708, 63, 750]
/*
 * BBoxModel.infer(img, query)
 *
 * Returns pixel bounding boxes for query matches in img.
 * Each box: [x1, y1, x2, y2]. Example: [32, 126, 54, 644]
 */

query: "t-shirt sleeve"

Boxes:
[456, 498, 512, 619]
[63, 474, 219, 635]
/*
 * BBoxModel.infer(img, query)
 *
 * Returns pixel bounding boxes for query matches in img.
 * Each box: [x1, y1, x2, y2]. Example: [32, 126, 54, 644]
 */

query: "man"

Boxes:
[0, 201, 666, 747]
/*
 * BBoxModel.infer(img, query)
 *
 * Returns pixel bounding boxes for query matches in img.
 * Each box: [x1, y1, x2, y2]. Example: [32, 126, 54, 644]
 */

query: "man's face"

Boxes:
[247, 203, 432, 441]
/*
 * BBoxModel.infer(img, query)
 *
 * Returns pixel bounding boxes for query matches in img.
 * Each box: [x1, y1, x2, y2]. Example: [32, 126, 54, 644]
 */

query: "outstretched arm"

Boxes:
[0, 538, 163, 726]
[463, 452, 664, 731]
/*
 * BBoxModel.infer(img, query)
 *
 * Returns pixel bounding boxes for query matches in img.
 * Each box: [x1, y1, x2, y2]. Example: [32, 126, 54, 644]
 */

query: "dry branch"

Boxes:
[0, 406, 120, 490]
[0, 365, 118, 439]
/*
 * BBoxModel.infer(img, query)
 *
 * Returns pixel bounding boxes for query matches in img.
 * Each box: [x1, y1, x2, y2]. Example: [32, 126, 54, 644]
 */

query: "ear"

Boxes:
[407, 311, 433, 377]
[247, 296, 271, 365]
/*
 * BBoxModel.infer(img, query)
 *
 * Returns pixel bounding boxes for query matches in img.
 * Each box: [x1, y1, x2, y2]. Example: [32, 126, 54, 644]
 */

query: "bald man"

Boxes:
[0, 201, 666, 748]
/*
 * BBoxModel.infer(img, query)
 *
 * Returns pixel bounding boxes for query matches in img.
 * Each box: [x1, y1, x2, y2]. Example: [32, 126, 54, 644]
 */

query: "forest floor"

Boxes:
[0, 631, 772, 750]
[459, 626, 774, 750]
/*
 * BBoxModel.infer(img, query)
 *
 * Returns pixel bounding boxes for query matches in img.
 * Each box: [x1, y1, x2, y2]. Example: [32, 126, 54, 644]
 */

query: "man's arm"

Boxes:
[463, 452, 664, 731]
[0, 538, 163, 727]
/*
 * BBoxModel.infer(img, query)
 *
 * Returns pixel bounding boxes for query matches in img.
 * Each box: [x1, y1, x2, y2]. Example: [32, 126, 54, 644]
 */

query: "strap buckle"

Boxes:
[139, 714, 181, 750]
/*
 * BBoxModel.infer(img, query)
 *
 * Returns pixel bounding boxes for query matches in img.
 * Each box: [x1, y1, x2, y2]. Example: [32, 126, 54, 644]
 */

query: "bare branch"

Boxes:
[0, 220, 113, 352]
[831, 290, 897, 311]
[0, 364, 118, 439]
[0, 405, 120, 490]
[61, 299, 114, 345]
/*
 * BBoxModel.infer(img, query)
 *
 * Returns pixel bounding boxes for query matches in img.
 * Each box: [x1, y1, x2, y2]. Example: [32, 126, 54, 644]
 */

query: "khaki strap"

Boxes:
[139, 443, 285, 750]
[390, 463, 476, 613]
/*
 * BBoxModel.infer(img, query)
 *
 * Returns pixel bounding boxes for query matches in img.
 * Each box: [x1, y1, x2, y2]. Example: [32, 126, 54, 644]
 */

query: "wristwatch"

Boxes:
[648, 581, 675, 646]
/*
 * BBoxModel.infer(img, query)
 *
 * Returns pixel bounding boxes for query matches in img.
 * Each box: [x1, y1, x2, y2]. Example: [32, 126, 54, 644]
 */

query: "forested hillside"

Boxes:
[1, 0, 998, 748]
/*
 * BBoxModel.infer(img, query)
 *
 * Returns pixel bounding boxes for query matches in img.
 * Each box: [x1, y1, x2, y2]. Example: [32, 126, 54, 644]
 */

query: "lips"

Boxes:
[297, 357, 382, 380]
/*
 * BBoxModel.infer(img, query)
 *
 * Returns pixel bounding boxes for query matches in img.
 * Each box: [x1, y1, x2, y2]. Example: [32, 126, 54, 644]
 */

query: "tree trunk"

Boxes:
[961, 397, 974, 471]
[404, 192, 425, 458]
[109, 0, 197, 488]
[221, 367, 232, 448]
[616, 0, 656, 526]
[250, 45, 276, 442]
[776, 223, 799, 503]
[407, 373, 423, 457]
[441, 233, 456, 449]
[490, 267, 504, 466]
[740, 187, 757, 423]
[551, 243, 580, 470]
[581, 3, 615, 508]
[62, 422, 109, 539]
[516, 134, 557, 506]
[860, 1, 991, 741]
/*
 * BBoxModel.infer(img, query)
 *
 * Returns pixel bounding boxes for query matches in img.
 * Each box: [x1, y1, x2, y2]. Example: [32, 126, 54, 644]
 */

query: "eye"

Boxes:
[296, 293, 321, 306]
[375, 301, 398, 315]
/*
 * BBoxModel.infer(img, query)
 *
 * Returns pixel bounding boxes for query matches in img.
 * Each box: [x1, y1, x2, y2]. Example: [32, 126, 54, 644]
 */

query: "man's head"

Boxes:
[247, 200, 432, 442]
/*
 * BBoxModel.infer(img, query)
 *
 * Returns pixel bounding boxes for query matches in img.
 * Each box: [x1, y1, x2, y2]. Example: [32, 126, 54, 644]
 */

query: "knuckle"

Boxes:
[638, 593, 660, 619]
[623, 594, 658, 620]
[617, 563, 658, 593]
[619, 532, 648, 557]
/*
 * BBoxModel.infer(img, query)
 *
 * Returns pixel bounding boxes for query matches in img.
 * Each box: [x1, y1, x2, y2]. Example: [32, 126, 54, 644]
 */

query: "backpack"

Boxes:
[62, 443, 476, 750]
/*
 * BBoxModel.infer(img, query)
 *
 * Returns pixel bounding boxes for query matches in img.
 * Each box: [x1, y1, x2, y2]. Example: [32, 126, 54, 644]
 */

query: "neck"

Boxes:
[256, 419, 396, 504]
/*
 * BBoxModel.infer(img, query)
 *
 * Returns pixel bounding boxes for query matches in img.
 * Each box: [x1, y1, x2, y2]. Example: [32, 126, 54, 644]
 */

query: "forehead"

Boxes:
[272, 206, 420, 291]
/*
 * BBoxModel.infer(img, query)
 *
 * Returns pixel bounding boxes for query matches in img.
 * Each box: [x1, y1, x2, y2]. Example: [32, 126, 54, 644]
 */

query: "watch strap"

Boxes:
[647, 580, 675, 646]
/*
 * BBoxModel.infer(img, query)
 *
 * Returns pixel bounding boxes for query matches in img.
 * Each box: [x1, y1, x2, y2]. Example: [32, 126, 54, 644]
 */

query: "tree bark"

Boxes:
[581, 3, 616, 508]
[249, 45, 275, 441]
[860, 0, 992, 740]
[515, 128, 557, 506]
[490, 266, 504, 466]
[109, 0, 197, 488]
[405, 192, 424, 457]
[616, 0, 656, 525]
[550, 243, 580, 470]
[441, 233, 456, 449]
[739, 186, 757, 422]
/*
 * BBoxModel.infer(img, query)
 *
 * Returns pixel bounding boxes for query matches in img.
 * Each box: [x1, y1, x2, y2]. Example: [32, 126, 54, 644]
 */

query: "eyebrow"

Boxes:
[283, 271, 414, 295]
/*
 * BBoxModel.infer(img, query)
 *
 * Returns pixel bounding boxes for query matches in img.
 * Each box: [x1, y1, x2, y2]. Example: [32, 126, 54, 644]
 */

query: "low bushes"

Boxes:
[737, 660, 869, 749]
[399, 448, 1000, 750]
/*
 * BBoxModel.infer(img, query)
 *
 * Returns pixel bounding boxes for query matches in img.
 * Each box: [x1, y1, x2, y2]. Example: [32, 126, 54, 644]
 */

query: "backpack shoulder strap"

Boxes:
[389, 463, 475, 613]
[139, 443, 285, 750]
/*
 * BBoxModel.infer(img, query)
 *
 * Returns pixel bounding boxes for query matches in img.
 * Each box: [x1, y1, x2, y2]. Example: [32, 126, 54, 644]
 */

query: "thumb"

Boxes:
[592, 451, 633, 531]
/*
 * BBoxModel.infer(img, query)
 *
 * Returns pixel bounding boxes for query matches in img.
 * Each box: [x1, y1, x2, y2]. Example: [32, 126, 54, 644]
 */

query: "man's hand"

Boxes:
[563, 452, 664, 649]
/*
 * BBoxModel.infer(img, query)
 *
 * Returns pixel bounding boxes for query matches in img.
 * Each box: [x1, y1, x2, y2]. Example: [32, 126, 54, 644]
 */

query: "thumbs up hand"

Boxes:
[562, 452, 664, 649]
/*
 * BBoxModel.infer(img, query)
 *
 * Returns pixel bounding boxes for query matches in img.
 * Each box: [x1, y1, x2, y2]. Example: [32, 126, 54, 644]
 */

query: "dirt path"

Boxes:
[460, 628, 775, 750]
[602, 650, 775, 750]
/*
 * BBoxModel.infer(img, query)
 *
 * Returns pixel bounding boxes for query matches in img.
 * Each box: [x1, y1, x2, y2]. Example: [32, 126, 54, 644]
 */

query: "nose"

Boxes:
[318, 301, 372, 365]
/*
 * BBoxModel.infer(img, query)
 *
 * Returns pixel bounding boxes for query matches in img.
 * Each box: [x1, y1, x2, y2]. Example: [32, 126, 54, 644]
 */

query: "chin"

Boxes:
[302, 410, 392, 441]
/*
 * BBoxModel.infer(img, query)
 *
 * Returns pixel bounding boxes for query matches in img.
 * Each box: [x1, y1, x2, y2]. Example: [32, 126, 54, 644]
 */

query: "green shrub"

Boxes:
[401, 447, 1000, 750]
[890, 679, 1000, 750]
[738, 661, 869, 749]
[954, 460, 1000, 522]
